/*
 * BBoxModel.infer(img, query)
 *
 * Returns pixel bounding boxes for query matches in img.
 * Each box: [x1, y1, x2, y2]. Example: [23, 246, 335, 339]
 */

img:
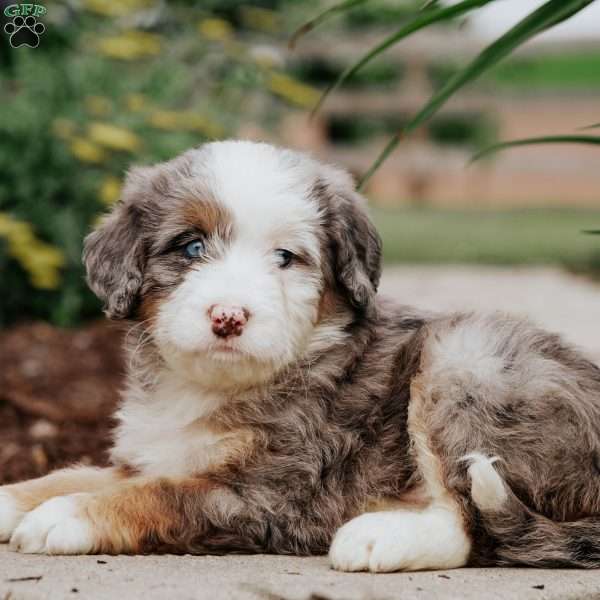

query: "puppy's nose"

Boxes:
[209, 304, 249, 338]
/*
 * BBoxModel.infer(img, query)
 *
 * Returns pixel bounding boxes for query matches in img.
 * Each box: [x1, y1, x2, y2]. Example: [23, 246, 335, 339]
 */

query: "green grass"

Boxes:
[372, 207, 600, 274]
[491, 51, 600, 90]
[430, 52, 600, 91]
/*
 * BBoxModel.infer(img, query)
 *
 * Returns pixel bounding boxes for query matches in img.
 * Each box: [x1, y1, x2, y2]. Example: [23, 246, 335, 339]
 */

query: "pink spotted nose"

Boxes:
[209, 304, 249, 339]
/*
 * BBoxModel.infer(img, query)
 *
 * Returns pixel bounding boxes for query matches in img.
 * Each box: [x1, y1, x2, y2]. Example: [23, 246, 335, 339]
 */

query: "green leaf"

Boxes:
[359, 133, 408, 189]
[289, 0, 368, 49]
[421, 0, 442, 9]
[471, 135, 600, 161]
[580, 123, 600, 131]
[583, 230, 600, 235]
[359, 0, 596, 188]
[310, 0, 495, 117]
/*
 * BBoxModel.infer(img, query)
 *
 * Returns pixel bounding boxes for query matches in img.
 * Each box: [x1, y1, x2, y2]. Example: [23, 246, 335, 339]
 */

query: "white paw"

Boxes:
[329, 508, 470, 573]
[10, 494, 95, 555]
[0, 490, 25, 542]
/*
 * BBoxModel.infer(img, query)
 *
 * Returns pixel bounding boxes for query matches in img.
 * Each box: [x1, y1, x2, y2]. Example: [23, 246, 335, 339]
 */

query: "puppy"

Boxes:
[2, 140, 600, 572]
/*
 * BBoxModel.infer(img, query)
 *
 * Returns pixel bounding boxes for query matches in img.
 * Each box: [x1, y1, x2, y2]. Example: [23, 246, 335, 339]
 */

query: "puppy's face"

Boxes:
[84, 141, 381, 390]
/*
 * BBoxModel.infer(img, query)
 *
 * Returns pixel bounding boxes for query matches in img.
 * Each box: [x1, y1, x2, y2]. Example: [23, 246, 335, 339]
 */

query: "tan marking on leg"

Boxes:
[406, 372, 472, 563]
[409, 374, 456, 507]
[82, 477, 214, 554]
[364, 485, 430, 513]
[5, 466, 125, 514]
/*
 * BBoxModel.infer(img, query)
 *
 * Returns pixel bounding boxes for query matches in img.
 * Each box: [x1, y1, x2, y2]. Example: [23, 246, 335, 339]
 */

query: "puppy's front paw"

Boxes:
[0, 490, 25, 542]
[329, 512, 391, 572]
[330, 509, 470, 573]
[10, 494, 95, 555]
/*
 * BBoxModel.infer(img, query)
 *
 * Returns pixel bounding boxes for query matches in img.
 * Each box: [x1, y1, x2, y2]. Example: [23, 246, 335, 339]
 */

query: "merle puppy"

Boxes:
[2, 141, 600, 572]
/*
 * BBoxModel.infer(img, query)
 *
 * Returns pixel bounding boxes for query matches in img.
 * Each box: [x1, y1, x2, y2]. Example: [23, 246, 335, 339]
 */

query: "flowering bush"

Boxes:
[0, 0, 317, 326]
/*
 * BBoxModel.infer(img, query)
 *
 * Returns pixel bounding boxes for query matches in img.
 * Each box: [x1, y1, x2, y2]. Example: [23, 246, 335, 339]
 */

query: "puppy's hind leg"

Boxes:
[330, 374, 473, 573]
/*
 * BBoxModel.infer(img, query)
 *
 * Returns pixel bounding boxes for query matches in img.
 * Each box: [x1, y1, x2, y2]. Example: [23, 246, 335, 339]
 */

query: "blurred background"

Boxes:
[0, 0, 599, 483]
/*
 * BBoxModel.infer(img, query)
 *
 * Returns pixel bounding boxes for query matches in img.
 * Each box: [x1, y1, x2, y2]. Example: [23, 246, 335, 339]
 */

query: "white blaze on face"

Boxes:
[153, 142, 324, 388]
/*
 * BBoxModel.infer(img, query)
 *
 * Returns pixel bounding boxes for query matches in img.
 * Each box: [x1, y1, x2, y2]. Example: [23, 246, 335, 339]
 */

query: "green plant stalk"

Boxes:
[358, 0, 596, 188]
[289, 0, 368, 49]
[421, 0, 442, 9]
[471, 135, 600, 161]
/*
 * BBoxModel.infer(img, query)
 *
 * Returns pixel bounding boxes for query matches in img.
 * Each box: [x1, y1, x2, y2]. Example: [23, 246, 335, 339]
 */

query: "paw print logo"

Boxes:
[4, 15, 45, 48]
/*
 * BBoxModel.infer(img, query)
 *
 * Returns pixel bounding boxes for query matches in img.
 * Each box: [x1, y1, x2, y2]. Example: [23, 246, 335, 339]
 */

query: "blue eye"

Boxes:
[275, 249, 295, 269]
[184, 239, 206, 258]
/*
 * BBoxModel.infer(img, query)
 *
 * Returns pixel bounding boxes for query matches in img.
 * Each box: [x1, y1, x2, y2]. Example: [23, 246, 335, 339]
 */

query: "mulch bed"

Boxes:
[0, 321, 126, 484]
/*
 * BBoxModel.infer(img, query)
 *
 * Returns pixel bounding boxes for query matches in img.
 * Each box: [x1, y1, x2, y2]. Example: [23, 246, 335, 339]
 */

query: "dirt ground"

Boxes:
[0, 321, 124, 484]
[1, 265, 599, 486]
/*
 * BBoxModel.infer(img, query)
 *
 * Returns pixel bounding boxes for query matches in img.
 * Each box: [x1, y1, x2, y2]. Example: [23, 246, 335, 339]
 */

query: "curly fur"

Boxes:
[2, 141, 600, 571]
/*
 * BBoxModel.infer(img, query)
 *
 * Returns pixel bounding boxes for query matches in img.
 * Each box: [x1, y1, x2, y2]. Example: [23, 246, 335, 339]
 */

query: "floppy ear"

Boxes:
[317, 167, 382, 312]
[83, 174, 147, 320]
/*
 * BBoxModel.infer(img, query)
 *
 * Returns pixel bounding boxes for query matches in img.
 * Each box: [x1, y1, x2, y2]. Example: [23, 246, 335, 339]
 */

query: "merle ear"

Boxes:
[83, 171, 148, 320]
[317, 168, 382, 312]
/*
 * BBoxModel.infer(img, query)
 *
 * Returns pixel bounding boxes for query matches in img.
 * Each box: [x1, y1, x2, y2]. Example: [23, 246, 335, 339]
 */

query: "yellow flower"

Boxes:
[266, 72, 320, 108]
[18, 246, 65, 290]
[70, 138, 106, 163]
[0, 213, 18, 236]
[125, 93, 149, 112]
[198, 18, 233, 41]
[97, 31, 162, 60]
[240, 6, 279, 33]
[147, 110, 223, 138]
[51, 118, 77, 140]
[82, 0, 155, 17]
[88, 122, 141, 152]
[31, 269, 61, 290]
[184, 113, 224, 138]
[0, 213, 65, 290]
[99, 176, 122, 206]
[146, 110, 180, 130]
[85, 96, 113, 117]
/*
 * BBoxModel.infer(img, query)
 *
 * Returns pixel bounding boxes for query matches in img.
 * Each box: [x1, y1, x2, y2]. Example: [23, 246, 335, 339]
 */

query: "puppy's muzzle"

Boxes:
[209, 304, 250, 339]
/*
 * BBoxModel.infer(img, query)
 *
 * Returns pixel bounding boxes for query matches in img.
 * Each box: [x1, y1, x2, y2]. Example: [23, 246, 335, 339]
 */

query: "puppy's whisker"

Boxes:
[124, 318, 153, 346]
[126, 321, 156, 373]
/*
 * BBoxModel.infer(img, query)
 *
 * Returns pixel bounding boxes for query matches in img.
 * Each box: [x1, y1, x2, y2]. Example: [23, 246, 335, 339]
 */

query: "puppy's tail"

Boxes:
[465, 453, 600, 568]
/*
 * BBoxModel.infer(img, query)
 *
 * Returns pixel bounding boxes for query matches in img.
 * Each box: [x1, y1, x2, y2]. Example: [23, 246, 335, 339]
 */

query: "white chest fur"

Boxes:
[110, 373, 244, 477]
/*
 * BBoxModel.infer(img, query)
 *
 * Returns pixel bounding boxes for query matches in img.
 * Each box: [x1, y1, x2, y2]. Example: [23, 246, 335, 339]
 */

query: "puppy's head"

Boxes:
[84, 141, 381, 389]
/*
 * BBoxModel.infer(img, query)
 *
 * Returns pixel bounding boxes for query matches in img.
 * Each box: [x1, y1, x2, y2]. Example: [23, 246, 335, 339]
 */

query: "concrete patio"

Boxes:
[3, 545, 600, 600]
